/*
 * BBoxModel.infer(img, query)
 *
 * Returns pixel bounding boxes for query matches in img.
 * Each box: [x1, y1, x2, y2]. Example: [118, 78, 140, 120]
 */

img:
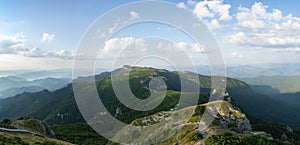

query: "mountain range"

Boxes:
[0, 77, 71, 99]
[0, 66, 299, 128]
[0, 66, 299, 144]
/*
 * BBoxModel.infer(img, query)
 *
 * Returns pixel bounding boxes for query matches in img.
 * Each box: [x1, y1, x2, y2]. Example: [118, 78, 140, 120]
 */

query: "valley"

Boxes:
[0, 66, 299, 144]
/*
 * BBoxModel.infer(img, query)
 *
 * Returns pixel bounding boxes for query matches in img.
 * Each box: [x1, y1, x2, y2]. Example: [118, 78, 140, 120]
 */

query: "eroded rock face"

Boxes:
[237, 118, 252, 132]
[205, 100, 252, 132]
[217, 114, 252, 132]
[285, 125, 293, 133]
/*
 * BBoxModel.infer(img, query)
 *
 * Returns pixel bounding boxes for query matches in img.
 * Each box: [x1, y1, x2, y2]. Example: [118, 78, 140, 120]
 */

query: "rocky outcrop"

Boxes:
[205, 100, 252, 132]
[237, 118, 252, 132]
[12, 118, 55, 138]
[250, 131, 274, 140]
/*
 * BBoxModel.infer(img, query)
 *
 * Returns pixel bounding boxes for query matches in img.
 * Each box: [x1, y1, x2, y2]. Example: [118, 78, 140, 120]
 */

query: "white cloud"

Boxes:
[186, 1, 300, 64]
[129, 11, 139, 20]
[190, 43, 204, 53]
[18, 47, 74, 59]
[187, 0, 196, 6]
[272, 47, 300, 53]
[97, 28, 109, 39]
[207, 19, 222, 30]
[193, 1, 214, 20]
[108, 23, 118, 35]
[99, 32, 107, 38]
[0, 33, 26, 54]
[41, 33, 55, 42]
[227, 2, 300, 49]
[95, 37, 207, 69]
[0, 54, 73, 70]
[99, 37, 205, 60]
[43, 49, 74, 59]
[235, 2, 300, 32]
[98, 11, 140, 39]
[191, 0, 231, 30]
[177, 2, 186, 9]
[160, 41, 204, 53]
[235, 2, 282, 29]
[0, 33, 73, 59]
[193, 0, 231, 21]
[227, 32, 300, 48]
[18, 47, 43, 57]
[99, 37, 136, 58]
[207, 1, 231, 20]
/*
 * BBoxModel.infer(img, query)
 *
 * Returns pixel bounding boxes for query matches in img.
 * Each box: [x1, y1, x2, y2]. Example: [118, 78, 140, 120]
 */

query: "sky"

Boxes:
[0, 0, 300, 70]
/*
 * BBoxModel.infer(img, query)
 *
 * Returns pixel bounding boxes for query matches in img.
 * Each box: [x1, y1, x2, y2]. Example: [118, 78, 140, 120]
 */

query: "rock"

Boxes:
[237, 118, 252, 132]
[282, 133, 288, 140]
[285, 125, 293, 133]
[250, 131, 273, 140]
[115, 107, 122, 117]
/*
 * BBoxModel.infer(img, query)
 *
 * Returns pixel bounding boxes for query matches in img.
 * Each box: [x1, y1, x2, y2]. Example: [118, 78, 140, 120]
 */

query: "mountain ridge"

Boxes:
[0, 66, 299, 135]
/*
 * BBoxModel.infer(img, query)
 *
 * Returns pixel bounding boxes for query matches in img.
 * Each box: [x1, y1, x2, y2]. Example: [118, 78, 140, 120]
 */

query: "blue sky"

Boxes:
[0, 0, 300, 70]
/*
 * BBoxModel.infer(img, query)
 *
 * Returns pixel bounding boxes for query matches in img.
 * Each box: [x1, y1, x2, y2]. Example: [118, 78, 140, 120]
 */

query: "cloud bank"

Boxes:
[0, 33, 74, 59]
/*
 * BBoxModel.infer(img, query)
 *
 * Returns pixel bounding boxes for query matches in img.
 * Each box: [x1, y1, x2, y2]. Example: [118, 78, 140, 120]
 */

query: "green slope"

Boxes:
[241, 75, 300, 93]
[0, 86, 83, 125]
[0, 66, 299, 130]
[0, 118, 73, 145]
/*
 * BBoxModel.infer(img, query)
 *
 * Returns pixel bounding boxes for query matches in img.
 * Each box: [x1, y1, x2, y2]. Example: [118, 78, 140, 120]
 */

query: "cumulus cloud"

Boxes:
[235, 2, 284, 29]
[272, 47, 300, 53]
[187, 0, 196, 6]
[18, 47, 74, 59]
[129, 11, 139, 20]
[207, 1, 231, 20]
[193, 1, 214, 20]
[98, 11, 140, 39]
[227, 2, 300, 49]
[193, 0, 232, 21]
[97, 22, 119, 39]
[174, 42, 204, 53]
[0, 33, 26, 54]
[99, 37, 205, 59]
[188, 0, 231, 30]
[0, 33, 73, 59]
[99, 37, 136, 58]
[186, 1, 300, 49]
[207, 19, 222, 30]
[227, 32, 300, 48]
[41, 33, 55, 42]
[95, 37, 207, 68]
[177, 2, 186, 9]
